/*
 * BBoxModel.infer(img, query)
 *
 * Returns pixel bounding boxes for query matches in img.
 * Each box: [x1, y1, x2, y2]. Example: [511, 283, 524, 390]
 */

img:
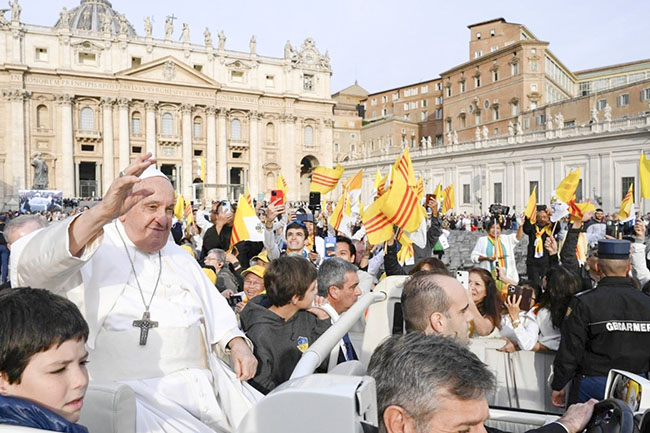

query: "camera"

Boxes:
[488, 203, 510, 216]
[309, 191, 321, 212]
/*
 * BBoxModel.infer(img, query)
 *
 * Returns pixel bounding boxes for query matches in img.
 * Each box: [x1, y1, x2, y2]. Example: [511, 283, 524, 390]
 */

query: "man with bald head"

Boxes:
[401, 271, 472, 343]
[12, 153, 260, 433]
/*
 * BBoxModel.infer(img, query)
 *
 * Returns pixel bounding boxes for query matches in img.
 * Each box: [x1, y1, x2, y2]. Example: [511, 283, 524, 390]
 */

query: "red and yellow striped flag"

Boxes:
[343, 169, 363, 192]
[441, 184, 455, 214]
[245, 186, 253, 208]
[310, 164, 344, 195]
[329, 191, 347, 231]
[380, 149, 425, 232]
[276, 174, 288, 196]
[618, 183, 634, 222]
[362, 193, 393, 245]
[416, 178, 424, 201]
[396, 231, 414, 265]
[184, 202, 194, 226]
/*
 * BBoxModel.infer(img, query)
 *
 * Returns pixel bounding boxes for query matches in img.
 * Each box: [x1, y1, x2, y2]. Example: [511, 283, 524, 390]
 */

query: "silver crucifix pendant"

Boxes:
[132, 311, 159, 345]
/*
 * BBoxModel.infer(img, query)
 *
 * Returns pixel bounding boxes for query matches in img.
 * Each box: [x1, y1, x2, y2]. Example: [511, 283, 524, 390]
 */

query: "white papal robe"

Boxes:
[11, 215, 262, 432]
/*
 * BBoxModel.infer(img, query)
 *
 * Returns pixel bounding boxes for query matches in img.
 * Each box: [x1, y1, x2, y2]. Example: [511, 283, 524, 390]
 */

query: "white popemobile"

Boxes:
[3, 277, 649, 433]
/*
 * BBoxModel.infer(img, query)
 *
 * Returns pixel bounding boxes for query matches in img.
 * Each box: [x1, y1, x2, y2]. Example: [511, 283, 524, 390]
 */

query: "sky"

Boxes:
[22, 0, 650, 94]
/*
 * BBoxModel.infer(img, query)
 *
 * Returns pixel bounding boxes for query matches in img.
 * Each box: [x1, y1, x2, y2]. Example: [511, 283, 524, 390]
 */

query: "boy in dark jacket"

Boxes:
[240, 255, 330, 394]
[0, 288, 90, 432]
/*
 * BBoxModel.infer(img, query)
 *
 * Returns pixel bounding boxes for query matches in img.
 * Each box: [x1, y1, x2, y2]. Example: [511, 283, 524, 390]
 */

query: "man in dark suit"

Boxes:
[368, 333, 596, 433]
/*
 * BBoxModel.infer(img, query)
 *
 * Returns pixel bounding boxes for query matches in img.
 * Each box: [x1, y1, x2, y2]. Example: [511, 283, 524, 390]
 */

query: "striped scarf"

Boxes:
[534, 225, 552, 258]
[486, 235, 507, 271]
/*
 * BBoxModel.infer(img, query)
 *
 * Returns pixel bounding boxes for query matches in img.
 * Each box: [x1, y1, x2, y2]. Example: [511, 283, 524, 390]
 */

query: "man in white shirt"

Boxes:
[12, 153, 260, 433]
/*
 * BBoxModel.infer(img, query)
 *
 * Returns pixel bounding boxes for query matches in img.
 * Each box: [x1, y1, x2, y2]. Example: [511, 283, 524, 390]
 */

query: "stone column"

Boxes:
[95, 162, 102, 197]
[181, 104, 193, 199]
[206, 106, 217, 201]
[321, 118, 334, 168]
[57, 94, 75, 197]
[144, 100, 157, 158]
[248, 111, 260, 195]
[283, 114, 297, 201]
[117, 98, 130, 171]
[100, 97, 115, 194]
[4, 89, 28, 194]
[216, 108, 228, 198]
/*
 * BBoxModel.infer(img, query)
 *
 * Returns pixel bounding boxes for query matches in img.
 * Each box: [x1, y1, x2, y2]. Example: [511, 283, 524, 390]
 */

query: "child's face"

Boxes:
[0, 339, 89, 423]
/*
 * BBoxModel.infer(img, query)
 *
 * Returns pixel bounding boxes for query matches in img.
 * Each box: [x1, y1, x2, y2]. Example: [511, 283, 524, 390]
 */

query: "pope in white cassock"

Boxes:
[11, 154, 262, 433]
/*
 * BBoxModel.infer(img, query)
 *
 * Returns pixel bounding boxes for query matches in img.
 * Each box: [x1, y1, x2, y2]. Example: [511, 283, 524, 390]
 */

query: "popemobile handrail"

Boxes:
[290, 291, 387, 380]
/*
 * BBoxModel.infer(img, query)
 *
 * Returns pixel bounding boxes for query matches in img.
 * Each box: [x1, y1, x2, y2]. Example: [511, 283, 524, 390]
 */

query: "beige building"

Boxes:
[0, 0, 335, 205]
[331, 82, 366, 163]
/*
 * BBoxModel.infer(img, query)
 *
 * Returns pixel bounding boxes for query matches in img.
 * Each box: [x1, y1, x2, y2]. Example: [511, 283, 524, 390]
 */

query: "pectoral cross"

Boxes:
[132, 311, 158, 346]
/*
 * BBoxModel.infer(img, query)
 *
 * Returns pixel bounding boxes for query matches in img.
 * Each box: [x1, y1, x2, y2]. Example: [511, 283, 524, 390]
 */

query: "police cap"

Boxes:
[597, 239, 630, 260]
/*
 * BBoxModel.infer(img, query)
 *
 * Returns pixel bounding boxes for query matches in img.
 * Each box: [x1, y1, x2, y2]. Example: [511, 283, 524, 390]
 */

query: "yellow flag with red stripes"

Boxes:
[276, 174, 288, 196]
[362, 193, 393, 245]
[245, 186, 253, 208]
[310, 164, 344, 194]
[441, 184, 455, 214]
[380, 149, 425, 232]
[396, 231, 414, 265]
[329, 191, 347, 231]
[618, 183, 634, 222]
[416, 178, 424, 201]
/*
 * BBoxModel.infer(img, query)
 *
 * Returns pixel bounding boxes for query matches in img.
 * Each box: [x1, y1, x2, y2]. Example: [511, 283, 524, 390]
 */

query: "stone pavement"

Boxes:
[441, 230, 529, 278]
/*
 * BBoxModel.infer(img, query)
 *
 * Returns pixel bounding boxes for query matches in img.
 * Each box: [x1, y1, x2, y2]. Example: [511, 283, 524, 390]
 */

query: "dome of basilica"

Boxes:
[54, 0, 136, 36]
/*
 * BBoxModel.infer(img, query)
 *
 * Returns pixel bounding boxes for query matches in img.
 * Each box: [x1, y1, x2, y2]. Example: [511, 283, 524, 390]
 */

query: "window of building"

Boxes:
[492, 70, 498, 82]
[392, 92, 399, 101]
[131, 112, 141, 135]
[530, 60, 538, 72]
[435, 108, 443, 119]
[476, 32, 482, 40]
[421, 85, 428, 93]
[161, 112, 173, 136]
[194, 150, 203, 157]
[530, 101, 537, 110]
[381, 108, 387, 116]
[35, 47, 48, 62]
[78, 52, 96, 65]
[622, 177, 635, 201]
[597, 99, 607, 111]
[564, 120, 575, 127]
[459, 81, 466, 93]
[524, 118, 530, 129]
[460, 115, 467, 128]
[531, 83, 538, 92]
[404, 113, 411, 120]
[381, 95, 388, 104]
[468, 104, 474, 114]
[617, 93, 630, 106]
[266, 75, 275, 87]
[410, 102, 417, 109]
[475, 76, 481, 88]
[641, 88, 650, 101]
[536, 114, 546, 125]
[193, 116, 203, 138]
[475, 111, 481, 125]
[490, 46, 498, 53]
[80, 107, 94, 130]
[411, 137, 416, 147]
[474, 50, 483, 59]
[266, 122, 275, 143]
[334, 143, 339, 153]
[511, 101, 519, 116]
[303, 74, 314, 91]
[445, 85, 451, 97]
[435, 96, 443, 105]
[421, 111, 428, 121]
[404, 103, 409, 111]
[531, 48, 537, 55]
[304, 125, 313, 146]
[529, 181, 539, 195]
[231, 118, 241, 140]
[435, 82, 442, 91]
[131, 146, 142, 153]
[231, 70, 244, 83]
[412, 88, 418, 96]
[193, 64, 203, 72]
[446, 118, 452, 132]
[435, 135, 442, 145]
[511, 62, 519, 76]
[36, 105, 48, 129]
[463, 184, 470, 204]
[371, 98, 377, 106]
[422, 100, 428, 107]
[81, 144, 94, 152]
[351, 144, 355, 153]
[130, 56, 141, 67]
[494, 182, 503, 203]
[492, 107, 499, 121]
[490, 29, 495, 37]
[576, 179, 583, 202]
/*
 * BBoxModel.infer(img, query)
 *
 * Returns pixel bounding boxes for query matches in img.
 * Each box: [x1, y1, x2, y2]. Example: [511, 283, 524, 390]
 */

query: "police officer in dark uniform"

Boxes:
[551, 239, 650, 407]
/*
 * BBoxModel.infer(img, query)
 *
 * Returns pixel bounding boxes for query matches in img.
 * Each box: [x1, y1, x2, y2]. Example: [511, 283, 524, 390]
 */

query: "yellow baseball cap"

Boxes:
[251, 250, 269, 264]
[241, 265, 265, 280]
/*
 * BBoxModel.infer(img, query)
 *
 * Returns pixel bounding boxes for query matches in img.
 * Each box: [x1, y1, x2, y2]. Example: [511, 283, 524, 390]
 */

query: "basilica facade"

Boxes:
[0, 0, 334, 204]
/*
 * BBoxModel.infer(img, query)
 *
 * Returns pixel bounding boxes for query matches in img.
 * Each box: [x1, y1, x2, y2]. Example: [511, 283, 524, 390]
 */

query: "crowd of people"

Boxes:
[0, 152, 649, 433]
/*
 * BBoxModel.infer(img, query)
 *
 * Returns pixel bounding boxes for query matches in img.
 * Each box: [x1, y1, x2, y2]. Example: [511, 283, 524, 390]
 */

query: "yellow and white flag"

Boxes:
[230, 194, 265, 249]
[524, 186, 537, 224]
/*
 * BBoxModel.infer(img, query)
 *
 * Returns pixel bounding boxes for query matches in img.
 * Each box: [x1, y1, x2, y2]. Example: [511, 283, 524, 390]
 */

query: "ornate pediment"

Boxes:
[116, 56, 220, 88]
[71, 40, 105, 53]
[225, 60, 253, 71]
[289, 37, 330, 71]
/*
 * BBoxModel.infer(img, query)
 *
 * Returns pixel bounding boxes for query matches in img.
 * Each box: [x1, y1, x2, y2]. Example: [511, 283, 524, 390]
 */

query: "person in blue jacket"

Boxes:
[0, 287, 90, 433]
